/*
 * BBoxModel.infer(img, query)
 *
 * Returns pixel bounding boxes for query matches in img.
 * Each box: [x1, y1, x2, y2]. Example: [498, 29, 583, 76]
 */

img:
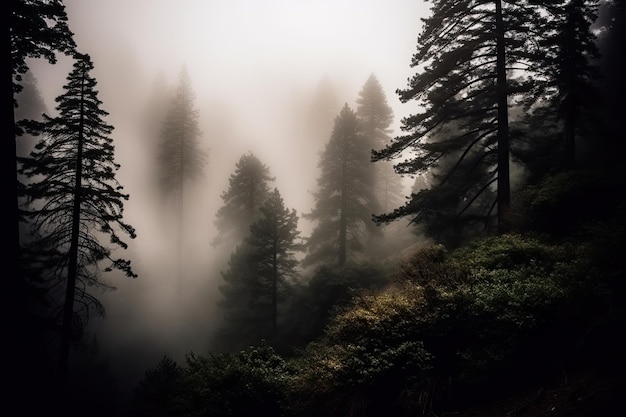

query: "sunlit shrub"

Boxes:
[278, 262, 388, 351]
[287, 283, 434, 417]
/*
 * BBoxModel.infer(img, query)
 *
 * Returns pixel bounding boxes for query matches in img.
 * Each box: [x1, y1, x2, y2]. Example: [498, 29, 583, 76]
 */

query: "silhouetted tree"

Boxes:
[155, 65, 207, 289]
[18, 53, 137, 384]
[517, 0, 602, 171]
[304, 104, 378, 268]
[129, 356, 184, 417]
[212, 152, 275, 250]
[373, 0, 554, 244]
[216, 188, 302, 350]
[5, 3, 75, 403]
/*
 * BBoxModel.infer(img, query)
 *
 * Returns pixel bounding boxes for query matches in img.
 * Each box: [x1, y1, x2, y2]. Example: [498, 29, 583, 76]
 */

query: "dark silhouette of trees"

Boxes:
[212, 152, 275, 250]
[215, 188, 302, 350]
[372, 0, 563, 245]
[6, 2, 76, 412]
[18, 53, 137, 384]
[155, 65, 207, 290]
[304, 104, 378, 268]
[517, 0, 602, 171]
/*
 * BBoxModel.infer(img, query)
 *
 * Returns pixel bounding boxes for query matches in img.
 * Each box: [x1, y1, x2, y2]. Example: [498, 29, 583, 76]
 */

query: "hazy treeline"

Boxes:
[7, 1, 626, 416]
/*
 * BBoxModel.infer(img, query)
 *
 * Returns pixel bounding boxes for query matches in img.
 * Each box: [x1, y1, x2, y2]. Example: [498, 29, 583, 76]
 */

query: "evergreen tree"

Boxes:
[356, 73, 404, 216]
[6, 2, 75, 411]
[304, 104, 378, 268]
[212, 152, 275, 250]
[373, 0, 551, 245]
[155, 65, 207, 288]
[18, 53, 137, 384]
[519, 0, 602, 170]
[7, 0, 76, 273]
[216, 188, 302, 350]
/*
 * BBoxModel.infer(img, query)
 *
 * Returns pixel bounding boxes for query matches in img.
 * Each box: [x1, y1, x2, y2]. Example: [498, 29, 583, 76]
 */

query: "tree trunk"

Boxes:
[59, 68, 87, 385]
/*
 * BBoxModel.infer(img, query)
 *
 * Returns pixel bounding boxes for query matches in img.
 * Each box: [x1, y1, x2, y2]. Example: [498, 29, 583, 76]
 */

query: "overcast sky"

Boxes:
[33, 0, 428, 130]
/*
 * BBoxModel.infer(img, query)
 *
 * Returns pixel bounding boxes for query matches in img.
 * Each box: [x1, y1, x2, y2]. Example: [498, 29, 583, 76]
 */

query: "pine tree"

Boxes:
[356, 73, 404, 217]
[216, 188, 302, 350]
[304, 104, 378, 268]
[7, 0, 76, 270]
[155, 65, 207, 289]
[18, 53, 136, 384]
[212, 152, 275, 250]
[373, 0, 552, 245]
[519, 0, 602, 170]
[6, 2, 76, 410]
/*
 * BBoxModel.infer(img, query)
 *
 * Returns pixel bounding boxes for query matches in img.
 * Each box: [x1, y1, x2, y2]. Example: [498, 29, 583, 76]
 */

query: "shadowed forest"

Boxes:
[5, 1, 626, 416]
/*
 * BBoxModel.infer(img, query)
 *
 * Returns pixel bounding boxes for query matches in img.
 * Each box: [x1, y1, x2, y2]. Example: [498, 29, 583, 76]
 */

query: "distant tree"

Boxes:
[304, 104, 378, 268]
[18, 53, 137, 384]
[14, 69, 48, 122]
[216, 188, 302, 350]
[155, 65, 207, 288]
[212, 152, 275, 250]
[355, 73, 405, 218]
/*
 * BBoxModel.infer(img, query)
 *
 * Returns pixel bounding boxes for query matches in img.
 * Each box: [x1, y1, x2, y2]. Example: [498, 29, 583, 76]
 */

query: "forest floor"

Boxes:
[451, 362, 625, 417]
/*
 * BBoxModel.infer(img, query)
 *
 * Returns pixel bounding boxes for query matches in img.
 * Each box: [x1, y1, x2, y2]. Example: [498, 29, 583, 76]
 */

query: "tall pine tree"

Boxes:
[373, 0, 553, 246]
[18, 53, 136, 384]
[304, 104, 378, 268]
[215, 188, 302, 351]
[155, 65, 207, 290]
[355, 73, 405, 218]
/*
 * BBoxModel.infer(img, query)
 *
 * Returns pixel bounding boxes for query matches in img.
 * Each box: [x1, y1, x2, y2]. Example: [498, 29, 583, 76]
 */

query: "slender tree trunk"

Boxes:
[495, 0, 511, 233]
[59, 69, 87, 384]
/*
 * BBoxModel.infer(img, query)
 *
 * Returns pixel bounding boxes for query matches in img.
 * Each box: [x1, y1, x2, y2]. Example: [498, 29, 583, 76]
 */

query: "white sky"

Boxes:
[35, 0, 428, 130]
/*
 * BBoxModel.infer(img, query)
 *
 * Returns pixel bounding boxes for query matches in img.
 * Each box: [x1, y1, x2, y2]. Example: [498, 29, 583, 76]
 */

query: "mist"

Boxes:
[19, 0, 431, 407]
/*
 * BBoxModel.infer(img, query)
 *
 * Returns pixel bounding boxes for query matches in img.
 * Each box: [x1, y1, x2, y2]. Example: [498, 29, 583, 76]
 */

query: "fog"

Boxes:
[23, 0, 430, 403]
